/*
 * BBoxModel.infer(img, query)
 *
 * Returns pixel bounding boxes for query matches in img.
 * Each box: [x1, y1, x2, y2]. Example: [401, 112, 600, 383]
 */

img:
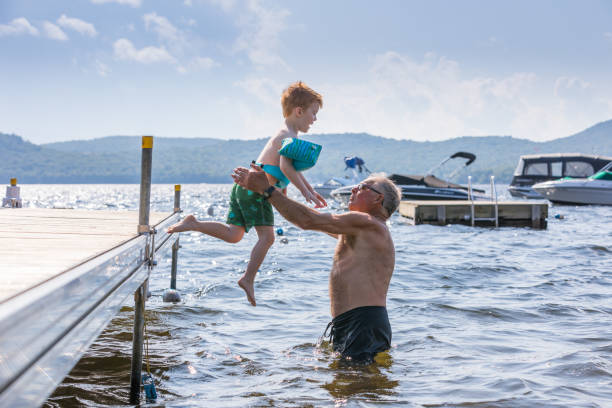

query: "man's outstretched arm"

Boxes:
[232, 165, 377, 236]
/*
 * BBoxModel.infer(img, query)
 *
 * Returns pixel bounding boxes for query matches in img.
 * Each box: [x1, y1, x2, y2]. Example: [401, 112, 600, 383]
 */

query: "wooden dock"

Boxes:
[399, 200, 548, 229]
[0, 208, 169, 302]
[0, 136, 183, 406]
[0, 207, 180, 406]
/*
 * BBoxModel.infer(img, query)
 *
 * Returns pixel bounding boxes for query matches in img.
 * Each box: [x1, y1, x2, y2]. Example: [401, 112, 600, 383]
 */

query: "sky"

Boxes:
[1, 0, 612, 144]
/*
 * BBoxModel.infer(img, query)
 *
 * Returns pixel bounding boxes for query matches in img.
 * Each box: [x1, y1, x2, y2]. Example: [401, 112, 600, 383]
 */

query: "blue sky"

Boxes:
[1, 0, 612, 144]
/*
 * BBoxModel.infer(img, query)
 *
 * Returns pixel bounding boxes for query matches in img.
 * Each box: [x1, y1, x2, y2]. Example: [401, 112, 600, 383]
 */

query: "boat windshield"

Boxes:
[565, 161, 595, 177]
[513, 158, 525, 176]
[523, 162, 548, 176]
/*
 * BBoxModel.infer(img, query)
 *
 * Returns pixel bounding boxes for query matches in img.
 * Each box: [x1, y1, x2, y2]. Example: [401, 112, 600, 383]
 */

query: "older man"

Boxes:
[232, 164, 401, 363]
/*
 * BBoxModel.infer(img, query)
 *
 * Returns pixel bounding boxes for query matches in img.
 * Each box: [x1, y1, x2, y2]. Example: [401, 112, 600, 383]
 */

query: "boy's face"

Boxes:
[295, 102, 319, 133]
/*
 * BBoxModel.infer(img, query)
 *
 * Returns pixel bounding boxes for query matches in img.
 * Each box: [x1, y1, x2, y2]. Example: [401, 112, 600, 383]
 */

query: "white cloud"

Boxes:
[143, 12, 195, 58]
[43, 22, 69, 41]
[184, 0, 193, 5]
[230, 0, 291, 68]
[0, 17, 39, 37]
[95, 60, 111, 76]
[91, 0, 142, 7]
[554, 76, 590, 97]
[191, 56, 216, 69]
[184, 18, 197, 27]
[144, 12, 180, 43]
[113, 38, 177, 64]
[209, 0, 236, 13]
[235, 77, 282, 105]
[605, 32, 612, 42]
[177, 56, 218, 74]
[303, 52, 612, 142]
[57, 15, 97, 37]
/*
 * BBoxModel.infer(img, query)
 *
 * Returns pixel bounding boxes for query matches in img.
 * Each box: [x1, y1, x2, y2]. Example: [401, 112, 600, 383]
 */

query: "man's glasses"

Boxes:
[357, 183, 383, 196]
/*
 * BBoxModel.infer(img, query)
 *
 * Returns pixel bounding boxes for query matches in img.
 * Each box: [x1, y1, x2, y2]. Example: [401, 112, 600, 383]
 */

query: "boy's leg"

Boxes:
[238, 225, 275, 306]
[167, 215, 245, 243]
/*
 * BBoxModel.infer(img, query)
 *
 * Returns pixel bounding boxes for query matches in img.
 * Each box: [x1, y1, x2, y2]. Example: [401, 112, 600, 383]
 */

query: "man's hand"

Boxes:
[232, 163, 271, 194]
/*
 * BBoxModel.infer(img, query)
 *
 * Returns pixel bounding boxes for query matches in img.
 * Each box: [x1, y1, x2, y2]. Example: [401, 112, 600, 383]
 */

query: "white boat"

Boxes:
[313, 156, 370, 198]
[532, 161, 612, 205]
[313, 176, 358, 198]
[508, 153, 612, 199]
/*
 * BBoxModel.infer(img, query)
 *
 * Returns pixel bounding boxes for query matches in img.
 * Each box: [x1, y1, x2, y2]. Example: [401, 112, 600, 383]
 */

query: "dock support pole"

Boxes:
[170, 239, 179, 290]
[174, 184, 181, 213]
[129, 283, 146, 404]
[130, 135, 153, 403]
[171, 184, 181, 290]
[163, 184, 182, 301]
[138, 136, 153, 234]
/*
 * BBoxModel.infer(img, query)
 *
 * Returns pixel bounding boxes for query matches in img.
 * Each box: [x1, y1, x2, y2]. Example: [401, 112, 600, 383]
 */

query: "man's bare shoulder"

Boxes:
[335, 211, 388, 232]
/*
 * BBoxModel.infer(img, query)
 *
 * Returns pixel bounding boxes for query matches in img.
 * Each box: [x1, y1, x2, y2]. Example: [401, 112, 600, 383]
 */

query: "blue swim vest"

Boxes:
[258, 138, 322, 189]
[278, 138, 322, 171]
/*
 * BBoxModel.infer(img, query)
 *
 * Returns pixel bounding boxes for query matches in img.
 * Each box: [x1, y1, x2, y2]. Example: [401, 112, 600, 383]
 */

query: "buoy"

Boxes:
[142, 373, 157, 401]
[162, 288, 181, 302]
[276, 227, 284, 236]
[280, 237, 289, 244]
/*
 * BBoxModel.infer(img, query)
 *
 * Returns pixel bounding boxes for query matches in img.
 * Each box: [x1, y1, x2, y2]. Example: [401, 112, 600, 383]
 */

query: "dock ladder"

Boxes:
[467, 176, 499, 227]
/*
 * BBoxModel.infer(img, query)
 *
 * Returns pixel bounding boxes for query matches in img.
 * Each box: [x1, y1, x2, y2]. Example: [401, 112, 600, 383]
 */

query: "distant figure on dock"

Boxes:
[168, 81, 326, 306]
[232, 163, 401, 364]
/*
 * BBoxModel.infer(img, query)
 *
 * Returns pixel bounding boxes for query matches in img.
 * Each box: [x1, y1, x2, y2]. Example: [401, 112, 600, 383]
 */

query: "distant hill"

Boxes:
[1, 119, 611, 184]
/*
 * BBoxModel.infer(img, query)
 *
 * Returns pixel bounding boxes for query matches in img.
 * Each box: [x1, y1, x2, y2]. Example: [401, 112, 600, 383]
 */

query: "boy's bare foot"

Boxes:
[167, 214, 198, 233]
[238, 276, 256, 306]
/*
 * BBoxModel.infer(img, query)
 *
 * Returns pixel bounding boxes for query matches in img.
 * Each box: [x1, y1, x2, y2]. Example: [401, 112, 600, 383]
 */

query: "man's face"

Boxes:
[348, 181, 383, 212]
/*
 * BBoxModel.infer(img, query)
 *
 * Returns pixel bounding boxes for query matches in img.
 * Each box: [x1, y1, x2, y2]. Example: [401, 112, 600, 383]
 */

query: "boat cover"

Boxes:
[388, 174, 486, 193]
[388, 174, 467, 190]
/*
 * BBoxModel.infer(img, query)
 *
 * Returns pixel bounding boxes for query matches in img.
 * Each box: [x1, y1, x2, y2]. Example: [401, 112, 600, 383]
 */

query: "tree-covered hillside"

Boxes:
[1, 119, 610, 184]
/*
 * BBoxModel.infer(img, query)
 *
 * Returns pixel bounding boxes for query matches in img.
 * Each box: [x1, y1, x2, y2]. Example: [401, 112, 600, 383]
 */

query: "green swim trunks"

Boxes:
[226, 183, 274, 232]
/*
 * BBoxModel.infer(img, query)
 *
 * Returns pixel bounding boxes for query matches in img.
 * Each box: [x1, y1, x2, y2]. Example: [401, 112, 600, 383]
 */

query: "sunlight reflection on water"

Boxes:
[23, 183, 611, 407]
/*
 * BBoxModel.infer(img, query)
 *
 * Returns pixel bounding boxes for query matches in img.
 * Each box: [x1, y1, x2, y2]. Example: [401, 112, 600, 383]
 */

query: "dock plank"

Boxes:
[0, 208, 172, 303]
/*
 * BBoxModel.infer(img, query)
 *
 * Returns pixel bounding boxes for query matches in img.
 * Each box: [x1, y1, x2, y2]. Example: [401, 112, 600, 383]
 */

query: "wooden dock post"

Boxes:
[129, 283, 146, 404]
[174, 184, 181, 213]
[138, 136, 153, 234]
[171, 184, 181, 291]
[130, 135, 154, 404]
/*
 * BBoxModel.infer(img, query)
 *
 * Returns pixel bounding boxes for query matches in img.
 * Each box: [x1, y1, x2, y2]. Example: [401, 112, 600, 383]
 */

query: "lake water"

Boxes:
[19, 184, 610, 407]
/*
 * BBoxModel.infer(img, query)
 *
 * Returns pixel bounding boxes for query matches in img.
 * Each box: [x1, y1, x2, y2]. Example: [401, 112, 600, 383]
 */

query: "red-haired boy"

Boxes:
[168, 81, 326, 306]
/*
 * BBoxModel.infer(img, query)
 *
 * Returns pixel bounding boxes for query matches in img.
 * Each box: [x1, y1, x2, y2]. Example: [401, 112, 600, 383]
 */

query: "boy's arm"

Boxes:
[297, 171, 314, 193]
[280, 156, 326, 207]
[297, 171, 328, 206]
[280, 156, 308, 193]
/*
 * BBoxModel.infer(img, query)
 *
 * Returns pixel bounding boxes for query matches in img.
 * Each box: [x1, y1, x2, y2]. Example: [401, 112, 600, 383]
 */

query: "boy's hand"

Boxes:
[303, 190, 327, 208]
[313, 191, 328, 208]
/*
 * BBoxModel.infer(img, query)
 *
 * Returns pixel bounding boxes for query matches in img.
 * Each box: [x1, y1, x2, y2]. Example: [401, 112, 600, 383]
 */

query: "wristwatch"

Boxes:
[262, 185, 276, 200]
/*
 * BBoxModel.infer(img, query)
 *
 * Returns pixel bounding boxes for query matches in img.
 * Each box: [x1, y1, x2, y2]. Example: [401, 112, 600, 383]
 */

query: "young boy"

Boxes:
[167, 81, 327, 306]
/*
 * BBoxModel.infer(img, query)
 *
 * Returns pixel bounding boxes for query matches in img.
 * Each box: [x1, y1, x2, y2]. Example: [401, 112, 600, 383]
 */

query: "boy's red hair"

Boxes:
[281, 81, 323, 118]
